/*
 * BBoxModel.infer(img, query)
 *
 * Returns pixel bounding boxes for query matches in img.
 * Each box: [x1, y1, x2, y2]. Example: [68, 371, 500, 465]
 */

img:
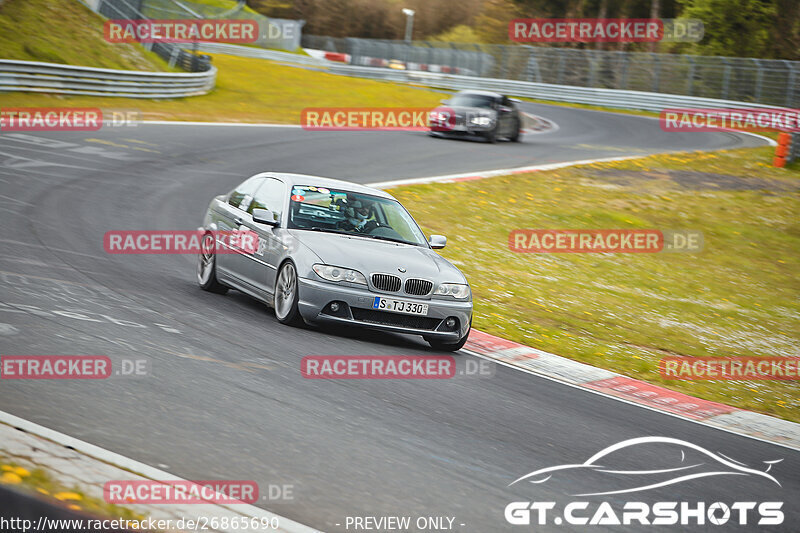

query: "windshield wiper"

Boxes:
[359, 234, 419, 246]
[299, 227, 353, 236]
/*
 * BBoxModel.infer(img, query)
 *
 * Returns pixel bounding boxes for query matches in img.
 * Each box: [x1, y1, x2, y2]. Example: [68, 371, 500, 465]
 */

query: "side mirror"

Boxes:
[440, 99, 449, 104]
[498, 105, 512, 113]
[252, 208, 279, 227]
[429, 234, 447, 249]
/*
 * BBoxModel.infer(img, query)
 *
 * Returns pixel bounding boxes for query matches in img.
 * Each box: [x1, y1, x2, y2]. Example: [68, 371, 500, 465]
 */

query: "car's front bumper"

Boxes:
[429, 124, 492, 136]
[297, 277, 472, 340]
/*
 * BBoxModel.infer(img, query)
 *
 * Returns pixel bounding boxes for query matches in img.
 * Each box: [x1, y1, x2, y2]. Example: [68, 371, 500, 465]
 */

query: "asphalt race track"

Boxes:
[1, 103, 797, 532]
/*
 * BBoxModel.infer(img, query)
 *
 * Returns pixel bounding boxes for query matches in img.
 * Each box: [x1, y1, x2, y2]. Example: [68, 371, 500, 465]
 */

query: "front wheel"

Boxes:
[197, 232, 228, 294]
[485, 123, 498, 143]
[274, 261, 303, 326]
[509, 117, 521, 142]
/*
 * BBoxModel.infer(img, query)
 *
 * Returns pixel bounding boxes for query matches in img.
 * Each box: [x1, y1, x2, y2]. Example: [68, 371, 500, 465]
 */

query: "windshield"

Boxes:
[448, 94, 496, 108]
[287, 185, 428, 246]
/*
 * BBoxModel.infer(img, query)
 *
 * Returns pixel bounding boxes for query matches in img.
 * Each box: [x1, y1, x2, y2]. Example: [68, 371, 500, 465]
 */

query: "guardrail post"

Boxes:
[499, 45, 509, 79]
[524, 46, 542, 83]
[588, 54, 598, 87]
[752, 58, 764, 103]
[556, 49, 566, 85]
[721, 58, 731, 100]
[619, 52, 630, 89]
[785, 61, 798, 108]
[168, 46, 180, 69]
[792, 133, 800, 164]
[651, 53, 661, 93]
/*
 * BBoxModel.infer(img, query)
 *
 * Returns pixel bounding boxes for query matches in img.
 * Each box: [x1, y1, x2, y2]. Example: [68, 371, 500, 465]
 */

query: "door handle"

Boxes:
[234, 216, 244, 225]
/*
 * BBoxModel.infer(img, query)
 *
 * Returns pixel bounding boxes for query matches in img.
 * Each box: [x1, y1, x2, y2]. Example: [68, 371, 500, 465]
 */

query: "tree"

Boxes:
[677, 0, 776, 57]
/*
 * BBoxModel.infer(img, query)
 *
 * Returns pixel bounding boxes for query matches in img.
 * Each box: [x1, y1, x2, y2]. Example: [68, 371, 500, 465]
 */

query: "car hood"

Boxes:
[289, 229, 466, 283]
[447, 105, 497, 117]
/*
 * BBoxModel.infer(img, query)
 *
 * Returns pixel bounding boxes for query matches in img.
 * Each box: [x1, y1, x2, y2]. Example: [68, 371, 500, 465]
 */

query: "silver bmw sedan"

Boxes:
[197, 172, 472, 351]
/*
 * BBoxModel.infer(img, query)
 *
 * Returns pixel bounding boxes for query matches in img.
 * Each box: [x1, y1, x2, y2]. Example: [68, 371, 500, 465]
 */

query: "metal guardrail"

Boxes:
[303, 35, 800, 109]
[0, 0, 217, 98]
[199, 43, 789, 113]
[0, 59, 216, 98]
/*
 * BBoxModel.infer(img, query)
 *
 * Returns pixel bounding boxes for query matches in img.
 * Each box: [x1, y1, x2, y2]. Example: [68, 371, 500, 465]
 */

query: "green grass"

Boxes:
[0, 53, 445, 122]
[0, 0, 173, 71]
[186, 0, 262, 15]
[390, 147, 800, 422]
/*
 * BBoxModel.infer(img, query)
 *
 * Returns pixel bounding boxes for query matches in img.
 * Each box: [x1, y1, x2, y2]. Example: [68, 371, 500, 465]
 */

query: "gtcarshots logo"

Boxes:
[505, 437, 784, 526]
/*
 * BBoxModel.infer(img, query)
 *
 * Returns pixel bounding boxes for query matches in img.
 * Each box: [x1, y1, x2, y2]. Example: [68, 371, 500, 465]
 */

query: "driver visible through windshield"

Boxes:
[448, 94, 496, 108]
[287, 185, 428, 247]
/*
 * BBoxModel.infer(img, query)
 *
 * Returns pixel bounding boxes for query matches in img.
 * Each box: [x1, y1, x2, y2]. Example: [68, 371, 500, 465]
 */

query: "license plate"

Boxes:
[373, 297, 428, 316]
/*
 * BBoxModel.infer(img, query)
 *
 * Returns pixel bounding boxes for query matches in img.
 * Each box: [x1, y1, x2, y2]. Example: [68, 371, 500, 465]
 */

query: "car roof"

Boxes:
[258, 172, 396, 200]
[456, 89, 504, 99]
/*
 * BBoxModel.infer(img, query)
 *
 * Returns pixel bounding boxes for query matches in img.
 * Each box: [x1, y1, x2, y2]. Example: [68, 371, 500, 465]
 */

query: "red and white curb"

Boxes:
[463, 330, 800, 450]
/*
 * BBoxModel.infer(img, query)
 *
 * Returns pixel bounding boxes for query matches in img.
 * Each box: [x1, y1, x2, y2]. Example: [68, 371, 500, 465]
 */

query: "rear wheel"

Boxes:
[274, 261, 303, 326]
[197, 232, 227, 294]
[509, 117, 521, 142]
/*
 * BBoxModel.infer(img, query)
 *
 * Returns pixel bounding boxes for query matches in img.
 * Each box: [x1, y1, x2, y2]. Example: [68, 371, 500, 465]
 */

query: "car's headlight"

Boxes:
[469, 116, 492, 126]
[434, 283, 471, 299]
[313, 264, 367, 285]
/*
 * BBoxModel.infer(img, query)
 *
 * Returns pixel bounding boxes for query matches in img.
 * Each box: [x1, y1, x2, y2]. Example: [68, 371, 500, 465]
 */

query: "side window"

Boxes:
[228, 177, 264, 210]
[249, 178, 285, 217]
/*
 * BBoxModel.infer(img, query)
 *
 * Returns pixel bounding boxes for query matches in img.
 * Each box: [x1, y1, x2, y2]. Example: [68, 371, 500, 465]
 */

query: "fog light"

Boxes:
[445, 318, 457, 328]
[330, 302, 340, 312]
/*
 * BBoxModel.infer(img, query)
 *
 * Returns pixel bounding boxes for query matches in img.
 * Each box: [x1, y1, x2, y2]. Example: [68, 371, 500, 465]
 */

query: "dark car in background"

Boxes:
[429, 90, 522, 143]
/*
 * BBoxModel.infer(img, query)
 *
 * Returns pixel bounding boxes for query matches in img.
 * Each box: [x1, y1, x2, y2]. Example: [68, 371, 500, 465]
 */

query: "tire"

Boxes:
[485, 123, 498, 143]
[197, 232, 228, 294]
[274, 261, 303, 326]
[426, 324, 471, 352]
[509, 117, 521, 142]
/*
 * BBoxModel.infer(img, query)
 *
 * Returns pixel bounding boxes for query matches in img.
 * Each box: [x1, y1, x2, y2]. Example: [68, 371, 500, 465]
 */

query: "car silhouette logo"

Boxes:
[509, 436, 782, 497]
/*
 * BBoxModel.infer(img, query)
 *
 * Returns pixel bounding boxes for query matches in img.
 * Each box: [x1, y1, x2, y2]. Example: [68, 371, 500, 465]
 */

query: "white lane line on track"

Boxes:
[367, 154, 643, 188]
[0, 410, 322, 533]
[139, 121, 303, 127]
[461, 349, 800, 452]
